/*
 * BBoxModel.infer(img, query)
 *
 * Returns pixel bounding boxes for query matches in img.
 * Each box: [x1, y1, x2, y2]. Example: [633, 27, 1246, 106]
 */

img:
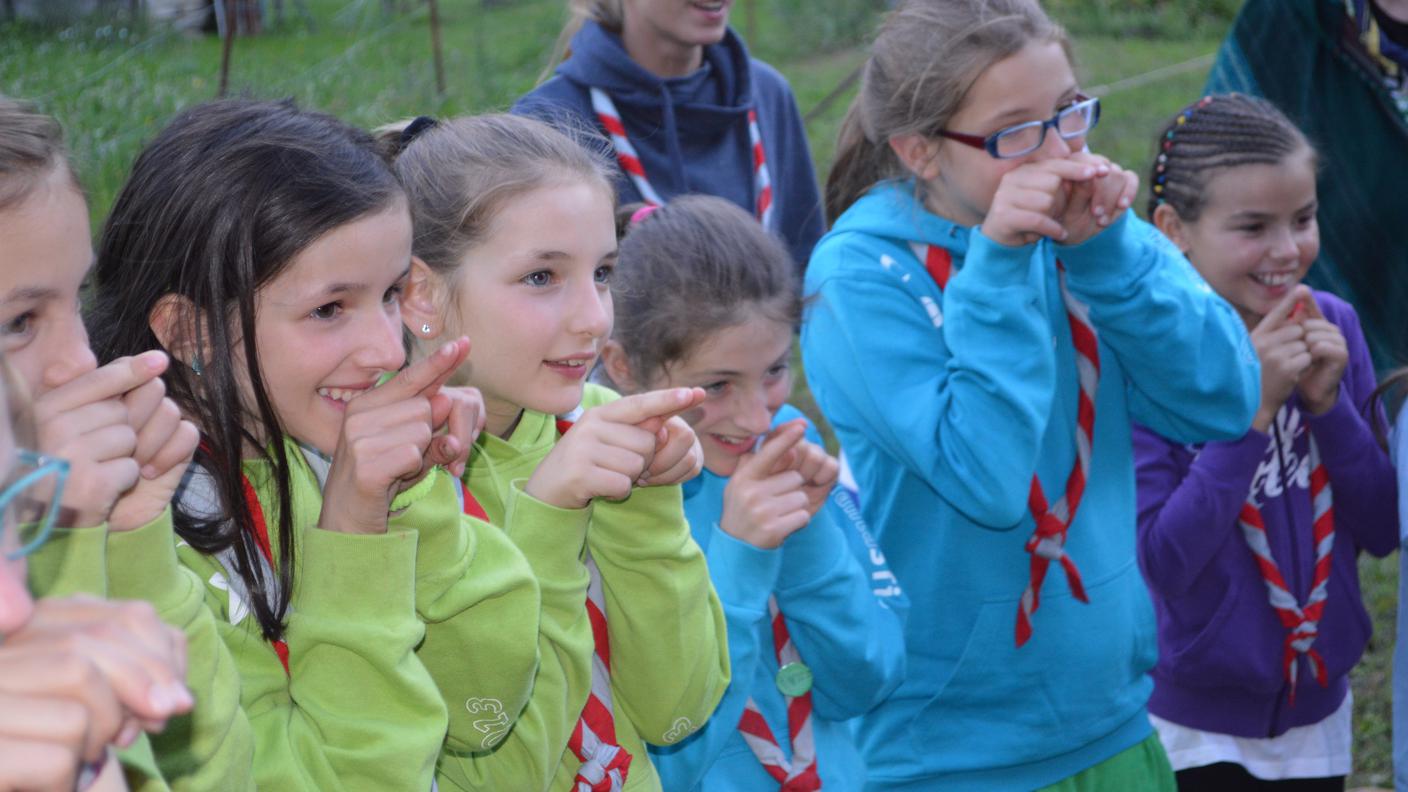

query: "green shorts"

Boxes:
[1037, 732, 1177, 792]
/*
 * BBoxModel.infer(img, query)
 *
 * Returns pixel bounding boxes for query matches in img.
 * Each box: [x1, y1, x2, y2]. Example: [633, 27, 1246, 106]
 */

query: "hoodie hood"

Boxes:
[829, 179, 973, 257]
[557, 19, 757, 146]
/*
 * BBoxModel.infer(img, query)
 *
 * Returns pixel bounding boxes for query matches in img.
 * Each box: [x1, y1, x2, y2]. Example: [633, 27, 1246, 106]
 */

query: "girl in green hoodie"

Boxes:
[86, 98, 543, 791]
[388, 112, 731, 792]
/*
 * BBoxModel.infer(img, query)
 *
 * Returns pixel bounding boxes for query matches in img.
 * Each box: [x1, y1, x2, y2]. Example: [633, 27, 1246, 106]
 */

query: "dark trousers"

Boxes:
[1176, 762, 1345, 792]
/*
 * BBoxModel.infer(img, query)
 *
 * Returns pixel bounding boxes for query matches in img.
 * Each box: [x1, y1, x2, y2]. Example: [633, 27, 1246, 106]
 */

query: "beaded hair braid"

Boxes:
[1147, 93, 1312, 221]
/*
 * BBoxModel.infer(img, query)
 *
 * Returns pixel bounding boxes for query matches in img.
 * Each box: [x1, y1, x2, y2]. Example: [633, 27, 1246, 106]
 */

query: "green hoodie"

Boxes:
[32, 434, 543, 791]
[438, 383, 730, 792]
[28, 515, 243, 792]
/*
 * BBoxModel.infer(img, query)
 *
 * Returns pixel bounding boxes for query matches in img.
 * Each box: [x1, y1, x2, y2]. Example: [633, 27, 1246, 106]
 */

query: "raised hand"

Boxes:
[636, 391, 707, 488]
[0, 596, 191, 789]
[319, 338, 470, 535]
[1250, 286, 1313, 432]
[34, 352, 168, 529]
[1294, 295, 1348, 415]
[108, 376, 199, 533]
[1056, 151, 1139, 246]
[785, 428, 840, 518]
[719, 421, 813, 549]
[525, 388, 702, 510]
[980, 158, 1102, 248]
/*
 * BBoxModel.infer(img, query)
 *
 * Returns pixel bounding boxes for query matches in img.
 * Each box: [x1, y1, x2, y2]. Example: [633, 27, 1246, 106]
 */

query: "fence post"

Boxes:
[218, 0, 235, 96]
[428, 0, 446, 95]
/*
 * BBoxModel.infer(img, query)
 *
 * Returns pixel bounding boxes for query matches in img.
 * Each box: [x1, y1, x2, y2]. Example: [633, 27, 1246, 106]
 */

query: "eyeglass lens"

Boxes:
[993, 101, 1096, 158]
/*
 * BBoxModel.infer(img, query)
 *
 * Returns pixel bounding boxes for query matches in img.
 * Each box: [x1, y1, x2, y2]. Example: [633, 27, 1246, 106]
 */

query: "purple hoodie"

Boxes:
[1133, 289, 1397, 738]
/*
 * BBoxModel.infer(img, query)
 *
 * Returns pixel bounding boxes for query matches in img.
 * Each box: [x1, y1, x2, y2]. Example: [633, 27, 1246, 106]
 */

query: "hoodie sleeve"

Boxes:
[1133, 425, 1267, 599]
[649, 526, 779, 791]
[435, 478, 594, 792]
[386, 469, 542, 759]
[106, 511, 255, 792]
[1302, 296, 1397, 557]
[1057, 211, 1260, 444]
[586, 481, 731, 748]
[801, 232, 1059, 529]
[773, 503, 906, 720]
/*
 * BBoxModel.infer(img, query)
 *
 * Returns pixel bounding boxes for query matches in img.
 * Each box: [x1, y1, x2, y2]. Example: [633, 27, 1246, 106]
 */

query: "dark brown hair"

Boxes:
[90, 98, 404, 642]
[612, 195, 800, 381]
[1147, 93, 1312, 221]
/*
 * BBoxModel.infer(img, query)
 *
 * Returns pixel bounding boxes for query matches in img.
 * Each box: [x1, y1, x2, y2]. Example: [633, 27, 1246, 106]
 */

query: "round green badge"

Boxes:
[775, 661, 813, 697]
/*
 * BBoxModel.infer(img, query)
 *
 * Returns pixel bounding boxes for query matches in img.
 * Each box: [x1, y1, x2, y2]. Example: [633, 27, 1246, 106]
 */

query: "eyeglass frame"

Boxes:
[934, 95, 1101, 160]
[1, 449, 69, 561]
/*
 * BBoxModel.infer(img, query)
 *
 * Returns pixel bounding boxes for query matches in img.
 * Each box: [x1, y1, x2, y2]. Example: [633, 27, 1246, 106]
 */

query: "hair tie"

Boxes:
[629, 204, 660, 227]
[400, 115, 439, 149]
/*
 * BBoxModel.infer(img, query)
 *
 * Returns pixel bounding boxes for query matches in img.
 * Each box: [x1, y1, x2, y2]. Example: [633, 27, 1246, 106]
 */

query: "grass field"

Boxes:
[1, 0, 1397, 786]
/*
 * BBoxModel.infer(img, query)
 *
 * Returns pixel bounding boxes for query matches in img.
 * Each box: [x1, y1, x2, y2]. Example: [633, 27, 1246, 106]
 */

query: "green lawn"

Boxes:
[2, 1, 1397, 786]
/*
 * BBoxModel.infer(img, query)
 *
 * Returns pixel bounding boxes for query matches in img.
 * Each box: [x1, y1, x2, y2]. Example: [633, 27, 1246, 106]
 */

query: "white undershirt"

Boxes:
[1149, 691, 1352, 780]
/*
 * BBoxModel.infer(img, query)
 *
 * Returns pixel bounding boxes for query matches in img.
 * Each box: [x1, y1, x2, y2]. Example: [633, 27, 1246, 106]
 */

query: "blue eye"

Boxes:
[310, 303, 341, 320]
[522, 270, 553, 288]
[703, 381, 729, 396]
[595, 264, 614, 284]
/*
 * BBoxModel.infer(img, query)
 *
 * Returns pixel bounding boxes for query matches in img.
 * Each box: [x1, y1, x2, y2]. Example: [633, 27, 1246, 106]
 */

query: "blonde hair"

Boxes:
[0, 95, 81, 212]
[541, 0, 625, 83]
[380, 113, 616, 306]
[826, 0, 1069, 222]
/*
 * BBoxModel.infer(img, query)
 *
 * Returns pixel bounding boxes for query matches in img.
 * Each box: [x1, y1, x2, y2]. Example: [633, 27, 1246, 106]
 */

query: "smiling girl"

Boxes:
[1136, 93, 1397, 792]
[387, 112, 728, 792]
[801, 1, 1260, 789]
[598, 195, 907, 791]
[514, 0, 825, 270]
[87, 98, 541, 790]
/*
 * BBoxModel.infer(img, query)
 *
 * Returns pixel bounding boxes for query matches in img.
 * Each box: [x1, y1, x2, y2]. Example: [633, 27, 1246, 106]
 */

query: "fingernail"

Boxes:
[143, 352, 167, 372]
[172, 684, 194, 709]
[141, 464, 159, 480]
[149, 685, 174, 713]
[438, 340, 456, 358]
[117, 722, 141, 748]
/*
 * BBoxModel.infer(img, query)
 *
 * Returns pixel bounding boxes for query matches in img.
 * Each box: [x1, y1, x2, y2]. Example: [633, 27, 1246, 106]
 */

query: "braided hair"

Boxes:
[1147, 93, 1313, 221]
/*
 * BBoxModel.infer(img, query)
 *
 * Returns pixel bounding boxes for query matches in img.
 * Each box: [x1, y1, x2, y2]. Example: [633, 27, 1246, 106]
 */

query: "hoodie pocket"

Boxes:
[909, 561, 1155, 768]
[1316, 565, 1373, 682]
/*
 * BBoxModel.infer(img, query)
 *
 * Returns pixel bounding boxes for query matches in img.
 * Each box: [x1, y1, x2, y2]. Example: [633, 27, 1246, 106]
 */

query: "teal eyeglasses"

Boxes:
[1, 449, 69, 561]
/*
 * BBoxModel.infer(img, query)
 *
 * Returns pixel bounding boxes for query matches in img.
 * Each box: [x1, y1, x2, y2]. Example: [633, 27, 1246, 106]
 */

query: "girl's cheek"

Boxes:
[0, 555, 33, 635]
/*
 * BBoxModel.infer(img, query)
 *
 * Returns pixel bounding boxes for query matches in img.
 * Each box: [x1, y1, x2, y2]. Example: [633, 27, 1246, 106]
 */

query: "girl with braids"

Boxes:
[387, 113, 728, 792]
[596, 195, 906, 791]
[1136, 93, 1397, 792]
[89, 98, 542, 790]
[512, 0, 824, 271]
[802, 1, 1259, 789]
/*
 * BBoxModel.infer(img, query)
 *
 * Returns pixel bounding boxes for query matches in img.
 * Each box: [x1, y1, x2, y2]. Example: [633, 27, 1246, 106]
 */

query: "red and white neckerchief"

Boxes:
[736, 596, 821, 791]
[910, 241, 1101, 647]
[555, 416, 633, 792]
[1237, 432, 1334, 705]
[588, 87, 774, 230]
[237, 462, 492, 677]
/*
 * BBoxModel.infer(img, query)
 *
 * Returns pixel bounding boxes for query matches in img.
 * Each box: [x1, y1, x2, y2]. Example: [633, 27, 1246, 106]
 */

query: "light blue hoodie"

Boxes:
[648, 405, 907, 790]
[800, 181, 1258, 791]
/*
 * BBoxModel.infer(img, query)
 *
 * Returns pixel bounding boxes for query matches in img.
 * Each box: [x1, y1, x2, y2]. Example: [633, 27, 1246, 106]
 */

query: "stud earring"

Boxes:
[421, 323, 432, 335]
[191, 355, 204, 377]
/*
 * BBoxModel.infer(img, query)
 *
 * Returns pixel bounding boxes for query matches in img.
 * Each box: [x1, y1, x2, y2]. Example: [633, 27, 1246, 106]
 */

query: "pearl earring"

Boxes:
[421, 323, 432, 335]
